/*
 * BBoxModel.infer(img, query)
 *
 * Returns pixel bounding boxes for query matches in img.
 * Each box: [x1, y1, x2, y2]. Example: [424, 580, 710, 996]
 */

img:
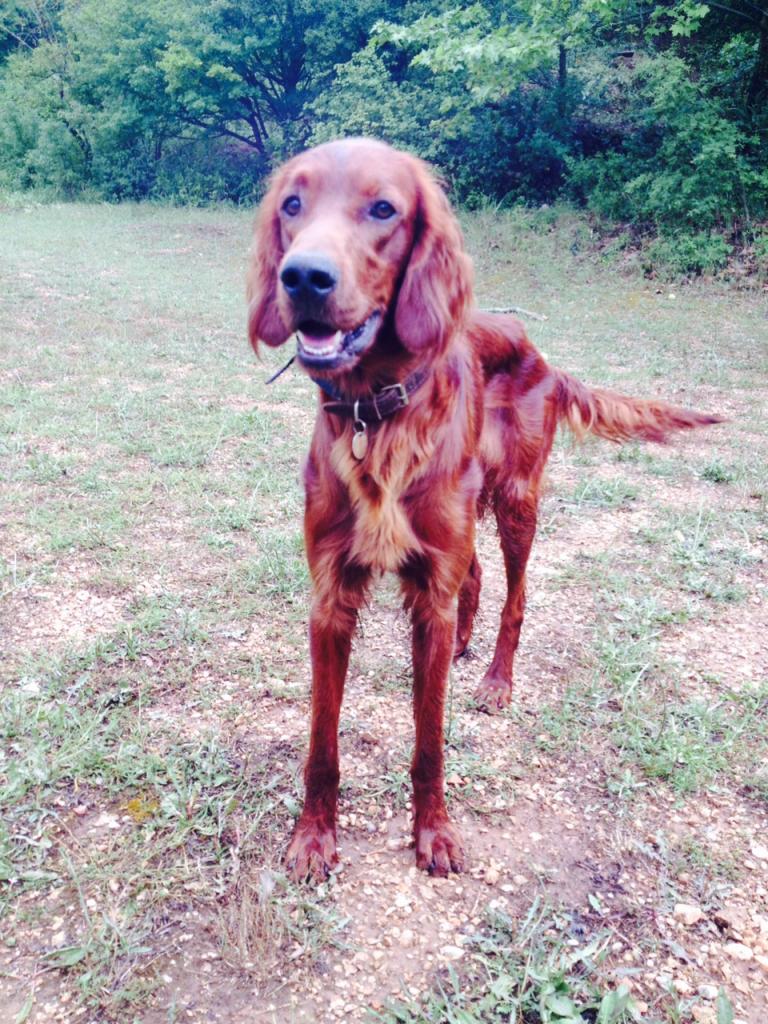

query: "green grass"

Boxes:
[374, 901, 644, 1024]
[1, 200, 766, 1022]
[535, 571, 768, 801]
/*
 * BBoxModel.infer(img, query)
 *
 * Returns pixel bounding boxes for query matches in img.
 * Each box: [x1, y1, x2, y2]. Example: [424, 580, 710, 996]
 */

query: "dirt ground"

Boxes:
[2, 204, 767, 1024]
[4, 451, 767, 1023]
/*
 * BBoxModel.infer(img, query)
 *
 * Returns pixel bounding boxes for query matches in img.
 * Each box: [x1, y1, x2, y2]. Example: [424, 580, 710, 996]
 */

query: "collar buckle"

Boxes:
[373, 381, 409, 421]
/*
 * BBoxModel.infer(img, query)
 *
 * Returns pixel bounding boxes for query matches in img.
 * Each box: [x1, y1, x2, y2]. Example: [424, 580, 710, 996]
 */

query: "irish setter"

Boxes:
[247, 138, 720, 881]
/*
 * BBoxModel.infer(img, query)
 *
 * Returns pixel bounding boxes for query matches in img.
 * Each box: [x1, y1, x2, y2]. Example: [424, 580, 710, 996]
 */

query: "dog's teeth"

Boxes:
[298, 330, 342, 357]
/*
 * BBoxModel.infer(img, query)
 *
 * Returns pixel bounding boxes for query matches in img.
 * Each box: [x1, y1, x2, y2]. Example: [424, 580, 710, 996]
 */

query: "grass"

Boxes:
[1, 200, 766, 1022]
[374, 900, 647, 1024]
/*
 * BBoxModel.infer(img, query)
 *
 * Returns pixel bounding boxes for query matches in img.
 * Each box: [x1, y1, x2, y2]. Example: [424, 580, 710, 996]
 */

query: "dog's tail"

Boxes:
[553, 370, 724, 443]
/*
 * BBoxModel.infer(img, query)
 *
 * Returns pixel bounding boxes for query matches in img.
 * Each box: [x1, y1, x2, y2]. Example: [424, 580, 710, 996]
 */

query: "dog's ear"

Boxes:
[247, 171, 290, 350]
[395, 160, 473, 354]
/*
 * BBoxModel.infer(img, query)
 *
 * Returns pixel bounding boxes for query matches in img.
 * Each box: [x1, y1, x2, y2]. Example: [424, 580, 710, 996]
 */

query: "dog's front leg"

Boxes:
[285, 604, 352, 881]
[286, 501, 370, 882]
[408, 592, 465, 877]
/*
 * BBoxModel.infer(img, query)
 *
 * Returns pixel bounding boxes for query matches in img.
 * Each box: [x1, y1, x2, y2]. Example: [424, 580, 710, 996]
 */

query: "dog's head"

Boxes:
[247, 138, 473, 377]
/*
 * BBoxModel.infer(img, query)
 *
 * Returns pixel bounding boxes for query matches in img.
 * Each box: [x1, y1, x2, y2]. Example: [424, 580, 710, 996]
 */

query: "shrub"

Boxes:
[644, 231, 730, 278]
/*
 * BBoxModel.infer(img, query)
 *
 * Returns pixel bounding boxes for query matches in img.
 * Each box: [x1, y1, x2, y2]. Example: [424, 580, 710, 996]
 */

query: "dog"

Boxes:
[246, 138, 720, 880]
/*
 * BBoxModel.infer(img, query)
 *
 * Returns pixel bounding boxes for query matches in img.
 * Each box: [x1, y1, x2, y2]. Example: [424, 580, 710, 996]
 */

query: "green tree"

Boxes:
[0, 0, 402, 196]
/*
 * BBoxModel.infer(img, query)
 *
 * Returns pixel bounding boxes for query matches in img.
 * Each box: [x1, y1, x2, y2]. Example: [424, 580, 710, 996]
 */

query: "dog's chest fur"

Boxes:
[329, 420, 436, 572]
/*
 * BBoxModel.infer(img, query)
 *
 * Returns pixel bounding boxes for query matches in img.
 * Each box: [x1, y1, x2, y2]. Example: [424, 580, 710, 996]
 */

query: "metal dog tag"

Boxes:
[352, 424, 368, 460]
[352, 401, 368, 460]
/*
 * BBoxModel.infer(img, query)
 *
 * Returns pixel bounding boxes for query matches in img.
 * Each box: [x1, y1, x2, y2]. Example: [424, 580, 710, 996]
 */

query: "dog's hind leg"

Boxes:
[454, 551, 482, 658]
[473, 494, 537, 713]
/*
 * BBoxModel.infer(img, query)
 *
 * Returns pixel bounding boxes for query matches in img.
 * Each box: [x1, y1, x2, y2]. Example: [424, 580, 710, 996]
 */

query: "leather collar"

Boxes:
[315, 368, 429, 422]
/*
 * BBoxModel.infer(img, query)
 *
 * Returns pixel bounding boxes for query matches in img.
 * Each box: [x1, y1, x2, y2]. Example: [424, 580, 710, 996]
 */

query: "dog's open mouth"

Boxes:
[295, 312, 381, 370]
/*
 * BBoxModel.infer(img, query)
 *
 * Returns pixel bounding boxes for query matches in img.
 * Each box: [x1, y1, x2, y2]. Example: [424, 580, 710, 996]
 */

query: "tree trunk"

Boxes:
[557, 44, 567, 118]
[746, 13, 768, 113]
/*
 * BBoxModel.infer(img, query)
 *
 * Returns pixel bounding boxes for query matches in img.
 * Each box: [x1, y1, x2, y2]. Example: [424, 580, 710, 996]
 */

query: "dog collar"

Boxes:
[317, 369, 429, 422]
[264, 354, 428, 423]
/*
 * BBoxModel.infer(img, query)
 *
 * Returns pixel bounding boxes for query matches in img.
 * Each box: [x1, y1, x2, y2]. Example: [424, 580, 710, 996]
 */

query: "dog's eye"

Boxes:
[370, 200, 396, 220]
[282, 195, 301, 216]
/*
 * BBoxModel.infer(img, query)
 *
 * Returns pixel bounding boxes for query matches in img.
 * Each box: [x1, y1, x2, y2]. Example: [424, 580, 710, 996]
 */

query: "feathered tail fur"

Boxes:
[554, 370, 723, 444]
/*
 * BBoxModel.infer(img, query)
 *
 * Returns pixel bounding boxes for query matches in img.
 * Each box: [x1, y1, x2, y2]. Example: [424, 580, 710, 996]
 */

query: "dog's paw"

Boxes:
[472, 674, 513, 713]
[414, 818, 465, 877]
[285, 820, 337, 883]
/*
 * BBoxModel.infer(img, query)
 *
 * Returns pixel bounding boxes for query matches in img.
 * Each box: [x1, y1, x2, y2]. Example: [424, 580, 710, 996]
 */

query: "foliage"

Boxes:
[373, 902, 640, 1023]
[644, 231, 731, 277]
[569, 49, 768, 231]
[308, 46, 575, 204]
[1, 0, 767, 252]
[0, 0, 395, 198]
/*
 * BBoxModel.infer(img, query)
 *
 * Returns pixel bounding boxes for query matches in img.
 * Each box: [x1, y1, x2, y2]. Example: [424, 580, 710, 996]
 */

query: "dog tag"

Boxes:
[352, 401, 368, 460]
[352, 424, 368, 460]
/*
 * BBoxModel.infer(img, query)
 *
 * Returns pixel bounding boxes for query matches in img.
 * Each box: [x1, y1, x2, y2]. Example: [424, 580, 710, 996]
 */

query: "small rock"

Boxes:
[401, 929, 414, 947]
[755, 953, 768, 972]
[714, 907, 749, 935]
[698, 985, 719, 1000]
[673, 977, 692, 995]
[692, 1008, 716, 1024]
[674, 903, 704, 927]
[442, 945, 464, 960]
[484, 866, 500, 886]
[750, 842, 768, 861]
[93, 811, 120, 830]
[724, 942, 753, 961]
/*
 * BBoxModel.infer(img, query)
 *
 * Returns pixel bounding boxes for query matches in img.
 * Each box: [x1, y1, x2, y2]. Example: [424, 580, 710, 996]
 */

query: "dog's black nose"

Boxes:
[280, 254, 338, 303]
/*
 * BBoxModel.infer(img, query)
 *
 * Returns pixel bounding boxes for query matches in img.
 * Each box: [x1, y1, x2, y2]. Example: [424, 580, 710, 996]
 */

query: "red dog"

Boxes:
[247, 138, 719, 880]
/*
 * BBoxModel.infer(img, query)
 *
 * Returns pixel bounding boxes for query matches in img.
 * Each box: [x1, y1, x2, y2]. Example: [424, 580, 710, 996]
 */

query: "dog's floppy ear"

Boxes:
[395, 159, 473, 354]
[247, 171, 290, 350]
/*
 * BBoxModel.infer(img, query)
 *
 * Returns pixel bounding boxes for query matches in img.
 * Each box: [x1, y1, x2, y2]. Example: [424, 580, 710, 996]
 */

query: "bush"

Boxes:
[644, 232, 730, 278]
[751, 229, 768, 279]
[569, 51, 768, 233]
[150, 141, 267, 205]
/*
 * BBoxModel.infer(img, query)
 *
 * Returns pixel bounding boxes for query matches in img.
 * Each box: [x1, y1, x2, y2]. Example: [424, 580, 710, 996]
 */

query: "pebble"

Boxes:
[674, 903, 704, 927]
[442, 945, 464, 960]
[692, 1008, 716, 1024]
[93, 811, 120, 830]
[698, 985, 719, 1000]
[714, 907, 748, 934]
[724, 942, 753, 961]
